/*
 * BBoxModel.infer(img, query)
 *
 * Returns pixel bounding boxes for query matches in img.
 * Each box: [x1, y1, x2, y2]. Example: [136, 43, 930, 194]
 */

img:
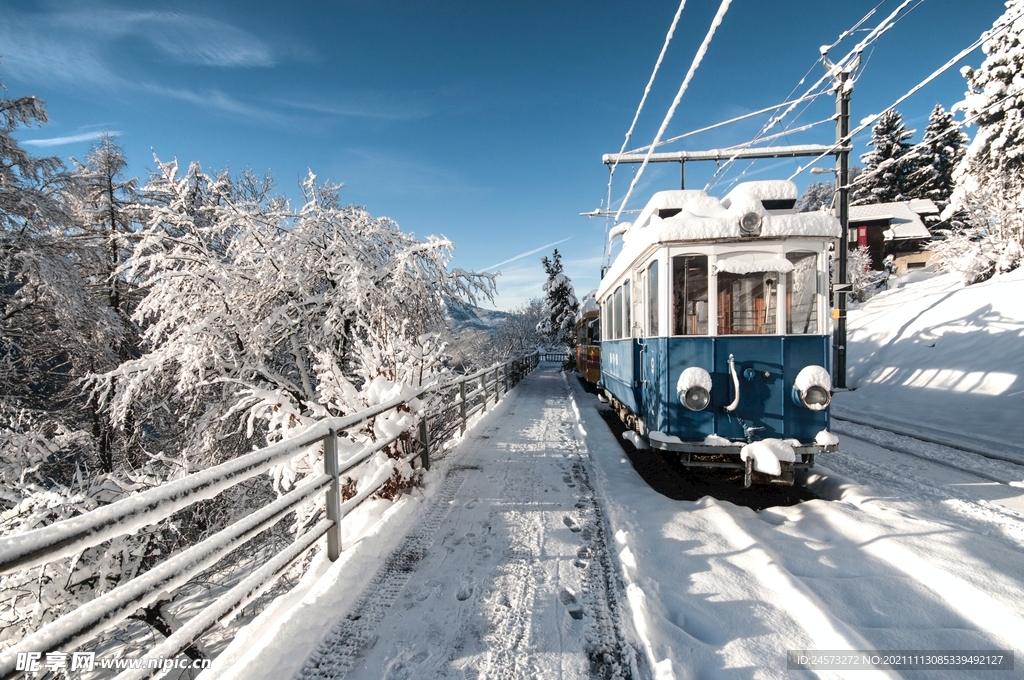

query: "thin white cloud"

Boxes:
[276, 96, 436, 122]
[141, 84, 288, 124]
[482, 237, 572, 273]
[51, 8, 276, 68]
[0, 6, 274, 93]
[22, 130, 120, 147]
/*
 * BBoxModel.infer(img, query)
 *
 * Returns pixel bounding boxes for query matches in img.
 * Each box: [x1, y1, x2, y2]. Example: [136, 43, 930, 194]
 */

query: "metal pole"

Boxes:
[323, 430, 343, 561]
[459, 379, 467, 435]
[680, 161, 685, 189]
[418, 418, 431, 471]
[834, 70, 851, 389]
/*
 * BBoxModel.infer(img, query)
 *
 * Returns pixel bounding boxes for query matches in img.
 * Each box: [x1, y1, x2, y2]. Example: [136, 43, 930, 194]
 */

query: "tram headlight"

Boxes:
[739, 211, 762, 236]
[793, 365, 832, 411]
[677, 367, 713, 412]
[682, 386, 711, 411]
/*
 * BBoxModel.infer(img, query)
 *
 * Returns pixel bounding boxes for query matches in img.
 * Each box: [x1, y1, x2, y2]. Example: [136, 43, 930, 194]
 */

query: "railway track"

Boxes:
[831, 415, 1024, 488]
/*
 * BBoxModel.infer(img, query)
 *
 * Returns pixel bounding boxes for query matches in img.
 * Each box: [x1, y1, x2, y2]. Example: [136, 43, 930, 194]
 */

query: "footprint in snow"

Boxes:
[558, 588, 585, 620]
[456, 577, 475, 601]
[563, 516, 582, 532]
[465, 498, 481, 509]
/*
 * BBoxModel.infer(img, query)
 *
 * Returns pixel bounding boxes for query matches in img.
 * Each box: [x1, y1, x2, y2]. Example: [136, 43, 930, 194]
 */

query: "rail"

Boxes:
[0, 352, 541, 679]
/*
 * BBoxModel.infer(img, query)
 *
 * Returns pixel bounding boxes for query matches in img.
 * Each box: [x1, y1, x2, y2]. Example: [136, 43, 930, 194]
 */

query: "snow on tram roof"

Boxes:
[598, 180, 839, 297]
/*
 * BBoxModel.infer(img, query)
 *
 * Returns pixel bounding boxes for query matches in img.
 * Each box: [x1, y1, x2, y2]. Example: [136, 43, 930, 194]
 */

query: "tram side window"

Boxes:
[588, 318, 600, 344]
[718, 270, 778, 335]
[613, 286, 623, 339]
[786, 252, 818, 334]
[672, 255, 709, 335]
[648, 261, 659, 336]
[618, 278, 626, 337]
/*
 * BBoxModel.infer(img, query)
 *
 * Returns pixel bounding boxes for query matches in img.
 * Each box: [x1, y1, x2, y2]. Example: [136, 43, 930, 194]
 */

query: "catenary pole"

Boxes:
[834, 70, 851, 389]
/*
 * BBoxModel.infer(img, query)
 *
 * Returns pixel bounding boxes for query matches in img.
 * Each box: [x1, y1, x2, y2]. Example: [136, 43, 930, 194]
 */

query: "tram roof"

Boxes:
[598, 181, 839, 297]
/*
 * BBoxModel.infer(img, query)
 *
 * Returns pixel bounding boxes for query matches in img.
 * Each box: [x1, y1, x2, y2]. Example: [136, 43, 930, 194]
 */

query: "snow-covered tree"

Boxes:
[943, 0, 1024, 279]
[0, 87, 185, 655]
[905, 104, 967, 215]
[91, 160, 494, 486]
[536, 249, 578, 348]
[491, 298, 546, 359]
[852, 110, 916, 205]
[797, 181, 835, 212]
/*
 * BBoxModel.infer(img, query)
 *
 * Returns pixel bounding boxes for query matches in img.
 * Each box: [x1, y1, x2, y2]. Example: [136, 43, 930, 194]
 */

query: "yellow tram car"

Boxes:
[575, 293, 601, 384]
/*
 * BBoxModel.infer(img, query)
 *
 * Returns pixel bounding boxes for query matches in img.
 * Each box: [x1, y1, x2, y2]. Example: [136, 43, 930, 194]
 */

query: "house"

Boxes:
[844, 199, 938, 272]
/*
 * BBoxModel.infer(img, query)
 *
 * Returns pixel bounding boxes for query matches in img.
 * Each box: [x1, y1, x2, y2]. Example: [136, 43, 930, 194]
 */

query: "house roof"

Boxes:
[845, 200, 934, 241]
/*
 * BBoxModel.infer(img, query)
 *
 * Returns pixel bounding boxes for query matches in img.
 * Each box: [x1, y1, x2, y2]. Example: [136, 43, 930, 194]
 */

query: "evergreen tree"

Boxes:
[906, 104, 967, 214]
[852, 109, 916, 205]
[944, 0, 1024, 278]
[953, 0, 1024, 192]
[536, 249, 578, 348]
[797, 181, 835, 212]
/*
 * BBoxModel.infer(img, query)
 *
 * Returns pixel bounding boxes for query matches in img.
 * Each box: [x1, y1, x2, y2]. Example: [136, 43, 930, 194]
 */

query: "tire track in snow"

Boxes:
[296, 466, 473, 680]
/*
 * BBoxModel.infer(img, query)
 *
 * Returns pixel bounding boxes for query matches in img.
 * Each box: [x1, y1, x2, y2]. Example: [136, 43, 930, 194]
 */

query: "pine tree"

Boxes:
[852, 109, 916, 205]
[906, 104, 967, 214]
[954, 0, 1024, 189]
[536, 249, 578, 349]
[944, 0, 1024, 278]
[797, 181, 835, 212]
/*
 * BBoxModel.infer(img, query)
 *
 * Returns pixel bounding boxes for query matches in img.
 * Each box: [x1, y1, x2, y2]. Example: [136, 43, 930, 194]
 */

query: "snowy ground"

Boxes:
[834, 267, 1024, 458]
[205, 271, 1024, 680]
[208, 368, 634, 680]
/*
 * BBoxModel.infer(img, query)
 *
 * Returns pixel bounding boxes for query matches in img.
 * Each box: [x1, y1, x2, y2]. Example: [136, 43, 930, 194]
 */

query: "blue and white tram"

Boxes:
[597, 180, 840, 486]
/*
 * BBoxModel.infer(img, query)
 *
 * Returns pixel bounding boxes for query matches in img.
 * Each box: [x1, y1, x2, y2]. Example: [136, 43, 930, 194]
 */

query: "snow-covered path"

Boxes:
[228, 366, 635, 680]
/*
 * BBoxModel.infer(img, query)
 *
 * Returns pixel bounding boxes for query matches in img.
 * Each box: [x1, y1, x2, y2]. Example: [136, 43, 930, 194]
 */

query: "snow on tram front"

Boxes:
[597, 180, 840, 487]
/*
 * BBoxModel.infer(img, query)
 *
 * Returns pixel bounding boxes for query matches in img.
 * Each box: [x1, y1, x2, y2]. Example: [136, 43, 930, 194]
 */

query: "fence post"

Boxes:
[459, 379, 467, 435]
[323, 430, 343, 561]
[482, 374, 488, 412]
[418, 417, 431, 470]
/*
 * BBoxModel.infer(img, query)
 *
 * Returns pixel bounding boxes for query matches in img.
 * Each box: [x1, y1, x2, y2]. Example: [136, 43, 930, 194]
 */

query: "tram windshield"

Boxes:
[717, 271, 778, 335]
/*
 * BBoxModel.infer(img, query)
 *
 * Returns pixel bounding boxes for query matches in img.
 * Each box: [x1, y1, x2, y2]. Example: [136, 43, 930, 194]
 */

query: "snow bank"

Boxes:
[834, 267, 1024, 456]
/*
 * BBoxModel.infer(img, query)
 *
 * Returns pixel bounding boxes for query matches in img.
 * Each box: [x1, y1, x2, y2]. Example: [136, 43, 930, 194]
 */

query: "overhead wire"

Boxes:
[601, 0, 902, 218]
[603, 0, 688, 267]
[787, 10, 1023, 182]
[624, 93, 827, 155]
[613, 0, 733, 223]
[843, 84, 1024, 197]
[705, 0, 921, 192]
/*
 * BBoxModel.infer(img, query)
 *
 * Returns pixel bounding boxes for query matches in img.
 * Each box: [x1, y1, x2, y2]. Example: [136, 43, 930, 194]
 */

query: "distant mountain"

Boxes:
[445, 299, 510, 332]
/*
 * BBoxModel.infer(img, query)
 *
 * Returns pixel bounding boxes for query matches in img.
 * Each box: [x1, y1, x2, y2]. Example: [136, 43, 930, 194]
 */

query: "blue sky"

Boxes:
[1, 0, 1004, 310]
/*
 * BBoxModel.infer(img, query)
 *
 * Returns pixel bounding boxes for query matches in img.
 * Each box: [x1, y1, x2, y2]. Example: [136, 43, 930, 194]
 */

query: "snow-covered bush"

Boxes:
[848, 246, 886, 302]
